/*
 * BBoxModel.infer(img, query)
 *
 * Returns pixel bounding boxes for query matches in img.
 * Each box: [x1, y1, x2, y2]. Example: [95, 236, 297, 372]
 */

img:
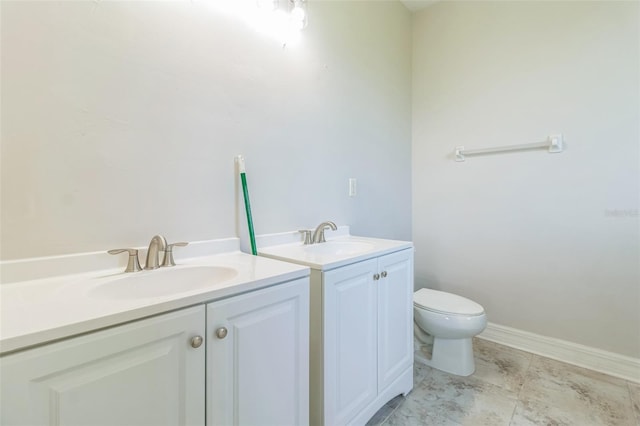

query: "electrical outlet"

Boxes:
[349, 178, 357, 197]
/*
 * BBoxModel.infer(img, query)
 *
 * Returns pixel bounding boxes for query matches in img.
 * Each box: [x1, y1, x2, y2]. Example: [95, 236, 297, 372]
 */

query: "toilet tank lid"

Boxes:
[414, 288, 484, 315]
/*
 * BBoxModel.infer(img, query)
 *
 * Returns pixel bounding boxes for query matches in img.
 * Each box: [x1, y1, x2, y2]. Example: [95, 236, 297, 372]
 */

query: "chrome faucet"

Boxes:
[312, 221, 337, 244]
[144, 235, 167, 270]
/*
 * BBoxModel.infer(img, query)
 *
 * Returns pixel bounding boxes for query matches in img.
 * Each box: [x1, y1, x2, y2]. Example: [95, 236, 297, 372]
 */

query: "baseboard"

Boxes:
[478, 322, 640, 384]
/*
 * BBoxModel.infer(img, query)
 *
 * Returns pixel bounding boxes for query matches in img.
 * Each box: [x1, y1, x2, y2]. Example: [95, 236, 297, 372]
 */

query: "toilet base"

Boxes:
[414, 337, 476, 376]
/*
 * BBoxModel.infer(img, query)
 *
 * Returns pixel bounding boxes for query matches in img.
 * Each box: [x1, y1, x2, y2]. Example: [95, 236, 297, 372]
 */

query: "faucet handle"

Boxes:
[298, 230, 313, 245]
[162, 242, 189, 267]
[108, 248, 142, 273]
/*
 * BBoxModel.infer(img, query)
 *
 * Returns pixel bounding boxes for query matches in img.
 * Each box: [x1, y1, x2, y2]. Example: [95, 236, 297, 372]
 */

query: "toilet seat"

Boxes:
[414, 288, 484, 316]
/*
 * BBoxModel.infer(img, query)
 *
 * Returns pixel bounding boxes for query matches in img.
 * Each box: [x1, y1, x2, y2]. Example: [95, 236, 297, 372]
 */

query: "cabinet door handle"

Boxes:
[190, 336, 203, 348]
[373, 273, 380, 281]
[215, 327, 228, 339]
[381, 271, 388, 278]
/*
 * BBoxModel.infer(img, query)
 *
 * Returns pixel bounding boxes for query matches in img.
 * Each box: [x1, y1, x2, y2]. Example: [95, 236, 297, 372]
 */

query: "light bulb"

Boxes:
[291, 6, 305, 22]
[290, 18, 304, 32]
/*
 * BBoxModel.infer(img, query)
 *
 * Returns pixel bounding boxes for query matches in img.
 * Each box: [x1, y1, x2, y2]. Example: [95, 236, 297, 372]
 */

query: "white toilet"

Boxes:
[413, 288, 487, 376]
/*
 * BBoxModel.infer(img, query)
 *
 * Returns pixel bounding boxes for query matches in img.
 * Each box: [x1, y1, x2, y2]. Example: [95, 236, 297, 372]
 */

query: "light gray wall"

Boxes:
[0, 0, 412, 260]
[412, 1, 639, 358]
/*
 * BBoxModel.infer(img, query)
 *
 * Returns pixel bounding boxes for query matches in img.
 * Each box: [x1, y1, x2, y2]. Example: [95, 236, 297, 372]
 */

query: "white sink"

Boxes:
[259, 236, 412, 271]
[89, 266, 238, 300]
[303, 241, 374, 256]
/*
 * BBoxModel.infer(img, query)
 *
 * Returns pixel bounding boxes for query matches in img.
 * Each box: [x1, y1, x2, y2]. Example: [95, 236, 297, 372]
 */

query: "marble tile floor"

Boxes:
[367, 338, 640, 426]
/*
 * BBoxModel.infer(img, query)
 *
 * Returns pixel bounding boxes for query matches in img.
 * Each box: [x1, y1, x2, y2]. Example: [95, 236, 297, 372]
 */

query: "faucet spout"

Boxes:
[144, 235, 167, 270]
[312, 221, 337, 244]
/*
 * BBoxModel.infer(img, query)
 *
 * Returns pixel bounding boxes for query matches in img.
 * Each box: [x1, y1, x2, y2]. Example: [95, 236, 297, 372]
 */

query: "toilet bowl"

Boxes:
[413, 288, 487, 376]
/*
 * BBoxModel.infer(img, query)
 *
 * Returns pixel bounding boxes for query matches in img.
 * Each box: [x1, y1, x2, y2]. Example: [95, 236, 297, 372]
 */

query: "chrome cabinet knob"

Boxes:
[381, 271, 388, 278]
[215, 327, 228, 339]
[190, 336, 203, 348]
[373, 273, 380, 281]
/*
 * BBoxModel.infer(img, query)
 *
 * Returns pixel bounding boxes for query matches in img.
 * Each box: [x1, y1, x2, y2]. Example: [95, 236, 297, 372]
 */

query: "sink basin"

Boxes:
[259, 235, 412, 271]
[89, 266, 238, 300]
[303, 241, 374, 256]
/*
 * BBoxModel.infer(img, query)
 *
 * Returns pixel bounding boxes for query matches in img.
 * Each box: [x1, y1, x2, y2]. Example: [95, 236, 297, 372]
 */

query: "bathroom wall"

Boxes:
[412, 1, 639, 358]
[0, 0, 412, 260]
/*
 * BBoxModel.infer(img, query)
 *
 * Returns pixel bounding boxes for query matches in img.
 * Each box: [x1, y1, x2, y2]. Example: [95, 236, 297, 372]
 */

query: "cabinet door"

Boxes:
[206, 278, 309, 426]
[1, 306, 206, 426]
[323, 259, 378, 426]
[377, 249, 414, 391]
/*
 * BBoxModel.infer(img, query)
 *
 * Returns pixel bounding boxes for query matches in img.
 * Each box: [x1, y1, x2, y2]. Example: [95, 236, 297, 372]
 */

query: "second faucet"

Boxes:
[312, 221, 337, 244]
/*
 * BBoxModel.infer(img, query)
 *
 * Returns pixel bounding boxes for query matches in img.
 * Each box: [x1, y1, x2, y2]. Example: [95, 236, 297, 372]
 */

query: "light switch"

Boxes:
[349, 178, 357, 197]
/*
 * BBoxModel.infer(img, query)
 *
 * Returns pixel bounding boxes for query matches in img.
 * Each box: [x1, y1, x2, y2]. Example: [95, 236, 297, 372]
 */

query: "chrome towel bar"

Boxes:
[455, 134, 563, 162]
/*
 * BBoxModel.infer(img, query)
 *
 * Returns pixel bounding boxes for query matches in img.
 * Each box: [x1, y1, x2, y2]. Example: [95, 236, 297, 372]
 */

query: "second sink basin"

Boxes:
[259, 235, 412, 271]
[89, 266, 238, 300]
[303, 241, 374, 256]
[257, 238, 378, 272]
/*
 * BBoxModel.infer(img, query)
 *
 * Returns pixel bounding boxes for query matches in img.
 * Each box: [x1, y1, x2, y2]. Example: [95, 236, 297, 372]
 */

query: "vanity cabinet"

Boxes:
[0, 306, 206, 426]
[207, 279, 309, 426]
[1, 278, 309, 426]
[316, 248, 414, 426]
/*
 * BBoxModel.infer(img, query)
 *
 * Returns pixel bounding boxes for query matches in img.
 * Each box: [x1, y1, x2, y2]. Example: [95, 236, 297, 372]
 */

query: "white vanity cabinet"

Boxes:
[207, 278, 310, 426]
[319, 248, 414, 426]
[1, 278, 310, 426]
[0, 306, 206, 426]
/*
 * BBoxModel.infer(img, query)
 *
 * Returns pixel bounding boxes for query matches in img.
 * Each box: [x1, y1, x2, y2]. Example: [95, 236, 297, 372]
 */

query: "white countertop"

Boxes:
[258, 235, 413, 271]
[0, 251, 308, 354]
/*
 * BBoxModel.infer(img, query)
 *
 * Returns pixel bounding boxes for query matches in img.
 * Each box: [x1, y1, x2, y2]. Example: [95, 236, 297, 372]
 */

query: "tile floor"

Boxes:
[367, 338, 640, 426]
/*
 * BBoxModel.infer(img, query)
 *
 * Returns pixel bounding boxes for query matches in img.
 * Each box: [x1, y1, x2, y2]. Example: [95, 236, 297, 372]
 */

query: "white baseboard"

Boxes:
[478, 322, 640, 384]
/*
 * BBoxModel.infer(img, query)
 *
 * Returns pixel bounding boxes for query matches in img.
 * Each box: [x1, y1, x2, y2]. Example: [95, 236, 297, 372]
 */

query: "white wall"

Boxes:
[412, 1, 640, 358]
[0, 0, 412, 260]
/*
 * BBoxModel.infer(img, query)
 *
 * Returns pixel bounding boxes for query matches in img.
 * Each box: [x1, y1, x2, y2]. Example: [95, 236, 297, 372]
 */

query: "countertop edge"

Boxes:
[258, 236, 414, 271]
[1, 258, 309, 356]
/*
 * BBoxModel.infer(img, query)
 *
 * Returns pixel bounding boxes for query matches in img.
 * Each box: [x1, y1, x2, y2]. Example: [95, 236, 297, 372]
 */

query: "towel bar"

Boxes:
[455, 134, 563, 162]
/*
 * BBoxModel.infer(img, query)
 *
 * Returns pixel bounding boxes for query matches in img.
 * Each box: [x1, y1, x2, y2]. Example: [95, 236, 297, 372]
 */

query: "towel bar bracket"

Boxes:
[548, 134, 563, 153]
